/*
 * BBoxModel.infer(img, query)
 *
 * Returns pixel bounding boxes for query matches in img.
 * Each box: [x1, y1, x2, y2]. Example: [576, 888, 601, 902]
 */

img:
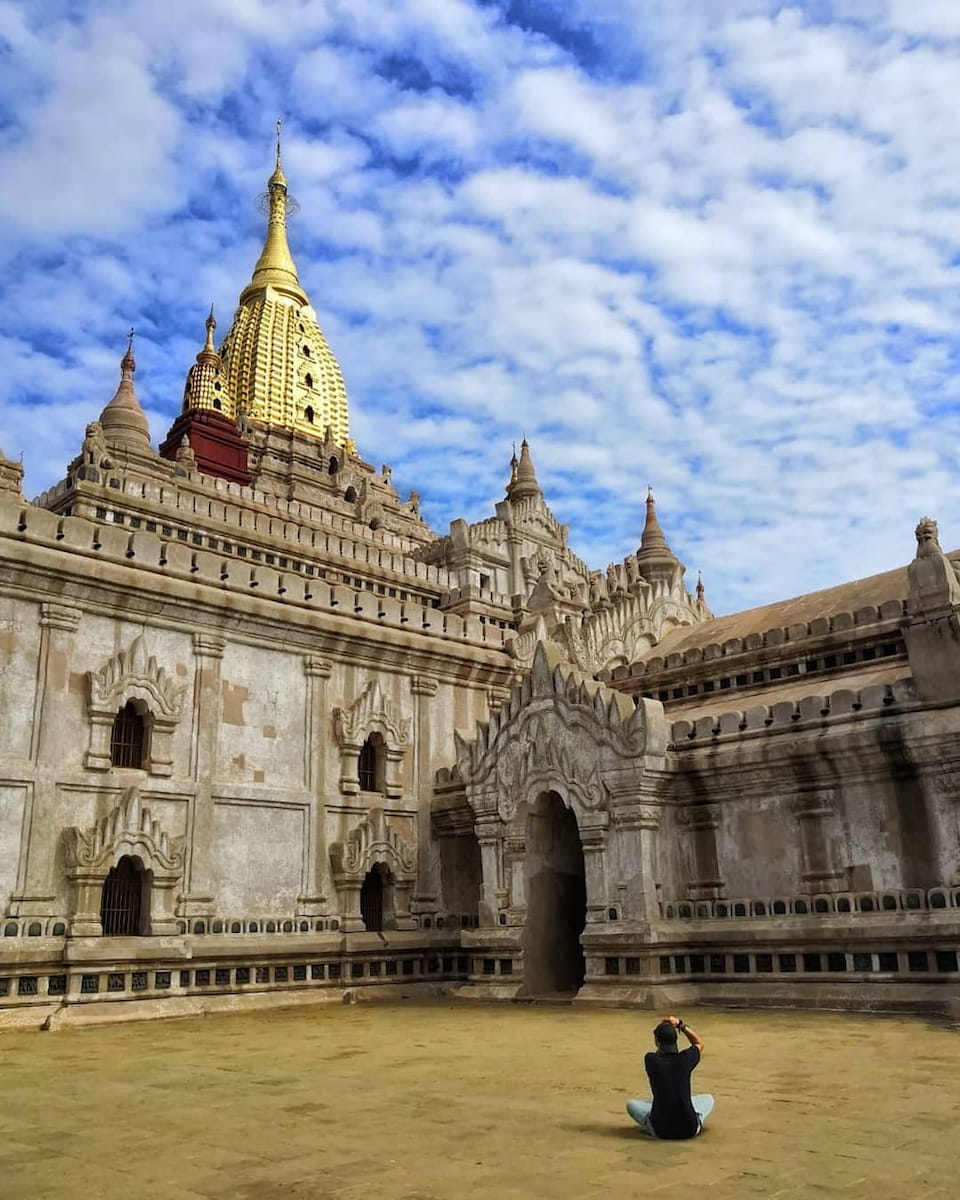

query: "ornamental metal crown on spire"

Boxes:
[209, 122, 351, 447]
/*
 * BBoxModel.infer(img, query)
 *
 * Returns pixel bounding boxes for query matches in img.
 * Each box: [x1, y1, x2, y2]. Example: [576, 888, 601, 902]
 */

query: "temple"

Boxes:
[1, 137, 959, 1027]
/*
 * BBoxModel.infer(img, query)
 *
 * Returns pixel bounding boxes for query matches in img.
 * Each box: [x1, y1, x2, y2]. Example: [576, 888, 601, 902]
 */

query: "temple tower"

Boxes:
[216, 123, 350, 446]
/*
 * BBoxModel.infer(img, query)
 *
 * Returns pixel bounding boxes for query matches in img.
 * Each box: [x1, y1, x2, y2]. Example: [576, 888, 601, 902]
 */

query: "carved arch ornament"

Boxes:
[333, 679, 411, 798]
[85, 635, 186, 776]
[456, 643, 653, 828]
[330, 807, 416, 883]
[62, 786, 185, 936]
[455, 643, 670, 925]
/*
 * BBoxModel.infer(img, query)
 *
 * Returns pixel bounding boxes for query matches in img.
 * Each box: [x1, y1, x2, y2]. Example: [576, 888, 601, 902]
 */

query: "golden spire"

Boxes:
[197, 306, 219, 367]
[241, 119, 305, 304]
[218, 127, 350, 446]
[181, 310, 231, 415]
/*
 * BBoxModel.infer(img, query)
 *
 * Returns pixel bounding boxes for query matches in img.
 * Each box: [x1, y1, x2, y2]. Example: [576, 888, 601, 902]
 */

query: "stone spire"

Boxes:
[635, 487, 682, 584]
[507, 438, 542, 502]
[99, 331, 152, 451]
[696, 571, 707, 613]
[217, 123, 350, 446]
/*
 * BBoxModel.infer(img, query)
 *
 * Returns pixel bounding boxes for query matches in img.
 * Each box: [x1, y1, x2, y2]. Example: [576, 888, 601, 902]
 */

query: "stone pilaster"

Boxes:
[504, 835, 527, 916]
[680, 802, 725, 901]
[579, 816, 609, 924]
[612, 801, 663, 920]
[411, 674, 439, 913]
[299, 656, 332, 917]
[475, 809, 504, 927]
[794, 789, 846, 892]
[179, 631, 224, 918]
[9, 603, 82, 918]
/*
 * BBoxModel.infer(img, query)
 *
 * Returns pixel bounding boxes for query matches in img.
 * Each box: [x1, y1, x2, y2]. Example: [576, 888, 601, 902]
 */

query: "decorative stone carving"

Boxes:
[455, 642, 671, 925]
[329, 807, 417, 932]
[333, 680, 411, 797]
[330, 808, 416, 881]
[85, 635, 186, 775]
[62, 786, 184, 936]
[457, 642, 659, 828]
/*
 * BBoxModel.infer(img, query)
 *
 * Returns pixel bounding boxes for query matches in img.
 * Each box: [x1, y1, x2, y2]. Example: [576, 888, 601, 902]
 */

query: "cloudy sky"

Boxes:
[2, 0, 960, 615]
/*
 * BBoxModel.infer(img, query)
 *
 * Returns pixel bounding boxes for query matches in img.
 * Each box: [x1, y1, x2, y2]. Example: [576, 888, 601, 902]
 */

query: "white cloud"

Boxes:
[5, 0, 960, 617]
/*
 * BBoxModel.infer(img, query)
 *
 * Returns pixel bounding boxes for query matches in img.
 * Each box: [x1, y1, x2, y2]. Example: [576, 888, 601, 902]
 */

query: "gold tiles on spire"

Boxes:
[218, 128, 351, 446]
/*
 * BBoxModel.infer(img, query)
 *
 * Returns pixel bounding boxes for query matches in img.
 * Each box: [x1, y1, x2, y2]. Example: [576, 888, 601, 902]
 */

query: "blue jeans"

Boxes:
[626, 1094, 715, 1137]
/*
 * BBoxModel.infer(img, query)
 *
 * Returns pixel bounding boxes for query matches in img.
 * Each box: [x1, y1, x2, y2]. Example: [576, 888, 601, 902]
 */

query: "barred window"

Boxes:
[110, 702, 145, 769]
[358, 733, 385, 793]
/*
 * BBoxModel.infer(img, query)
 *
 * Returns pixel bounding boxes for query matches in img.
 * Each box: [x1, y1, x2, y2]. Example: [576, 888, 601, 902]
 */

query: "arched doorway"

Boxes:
[521, 792, 586, 997]
[100, 855, 149, 936]
[360, 863, 395, 932]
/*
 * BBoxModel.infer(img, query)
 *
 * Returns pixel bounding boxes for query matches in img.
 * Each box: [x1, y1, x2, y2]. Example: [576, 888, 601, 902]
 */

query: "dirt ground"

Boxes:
[0, 1001, 956, 1199]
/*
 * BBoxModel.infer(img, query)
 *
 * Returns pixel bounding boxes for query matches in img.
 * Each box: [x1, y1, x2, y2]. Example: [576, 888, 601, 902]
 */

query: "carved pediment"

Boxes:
[63, 786, 184, 879]
[455, 642, 662, 824]
[330, 808, 416, 880]
[333, 680, 411, 749]
[88, 635, 185, 719]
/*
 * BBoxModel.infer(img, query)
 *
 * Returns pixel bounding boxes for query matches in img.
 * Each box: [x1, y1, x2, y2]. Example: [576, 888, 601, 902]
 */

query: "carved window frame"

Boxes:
[333, 681, 411, 799]
[62, 786, 185, 937]
[85, 637, 185, 777]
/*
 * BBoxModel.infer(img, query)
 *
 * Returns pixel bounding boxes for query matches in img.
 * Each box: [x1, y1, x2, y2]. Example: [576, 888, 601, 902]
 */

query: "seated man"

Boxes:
[626, 1015, 714, 1139]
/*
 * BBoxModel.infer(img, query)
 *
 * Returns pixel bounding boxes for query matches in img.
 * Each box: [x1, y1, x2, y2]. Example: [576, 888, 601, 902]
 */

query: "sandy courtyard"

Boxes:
[1, 1001, 956, 1199]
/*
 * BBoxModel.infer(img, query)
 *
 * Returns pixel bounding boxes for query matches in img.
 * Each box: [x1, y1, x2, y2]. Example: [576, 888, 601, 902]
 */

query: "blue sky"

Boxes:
[3, 0, 960, 615]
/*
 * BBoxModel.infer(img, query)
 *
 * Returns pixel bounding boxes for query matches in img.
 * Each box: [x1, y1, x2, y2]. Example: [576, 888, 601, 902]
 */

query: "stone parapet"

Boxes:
[669, 677, 917, 746]
[35, 472, 445, 585]
[0, 499, 509, 654]
[610, 599, 909, 684]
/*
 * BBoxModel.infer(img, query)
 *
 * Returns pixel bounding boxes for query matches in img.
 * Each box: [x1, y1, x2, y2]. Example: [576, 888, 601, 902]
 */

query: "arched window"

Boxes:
[305, 373, 313, 390]
[358, 733, 385, 793]
[303, 344, 311, 358]
[344, 486, 357, 503]
[101, 856, 147, 936]
[305, 405, 314, 424]
[212, 398, 221, 410]
[328, 456, 339, 476]
[110, 701, 146, 769]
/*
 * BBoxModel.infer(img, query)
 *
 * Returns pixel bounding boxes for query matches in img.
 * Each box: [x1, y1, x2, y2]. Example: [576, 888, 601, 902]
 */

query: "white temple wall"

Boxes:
[216, 641, 308, 791]
[0, 595, 40, 761]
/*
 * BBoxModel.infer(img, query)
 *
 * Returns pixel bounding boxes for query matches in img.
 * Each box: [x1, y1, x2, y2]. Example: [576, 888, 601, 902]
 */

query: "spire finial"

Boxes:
[696, 570, 708, 615]
[244, 125, 303, 303]
[121, 327, 136, 376]
[196, 307, 220, 368]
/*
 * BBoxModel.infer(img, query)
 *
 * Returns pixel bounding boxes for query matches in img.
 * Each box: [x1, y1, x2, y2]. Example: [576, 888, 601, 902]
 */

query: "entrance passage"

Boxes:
[101, 855, 146, 936]
[361, 865, 386, 932]
[521, 792, 586, 997]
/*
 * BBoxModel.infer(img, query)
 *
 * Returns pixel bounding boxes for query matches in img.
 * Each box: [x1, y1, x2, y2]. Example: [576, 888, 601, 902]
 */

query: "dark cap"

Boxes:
[653, 1020, 678, 1044]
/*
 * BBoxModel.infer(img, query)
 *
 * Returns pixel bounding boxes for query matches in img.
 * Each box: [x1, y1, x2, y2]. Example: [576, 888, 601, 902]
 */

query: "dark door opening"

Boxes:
[101, 855, 147, 936]
[521, 792, 587, 996]
[361, 866, 385, 931]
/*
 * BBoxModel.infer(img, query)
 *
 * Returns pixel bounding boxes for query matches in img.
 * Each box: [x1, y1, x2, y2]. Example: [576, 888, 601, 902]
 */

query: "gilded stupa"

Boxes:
[211, 122, 351, 446]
